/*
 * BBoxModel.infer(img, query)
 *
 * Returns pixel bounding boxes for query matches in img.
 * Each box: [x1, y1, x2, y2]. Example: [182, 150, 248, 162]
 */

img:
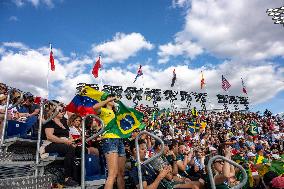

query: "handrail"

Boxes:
[135, 131, 165, 189]
[35, 100, 59, 176]
[81, 114, 105, 189]
[207, 155, 248, 189]
[0, 89, 24, 146]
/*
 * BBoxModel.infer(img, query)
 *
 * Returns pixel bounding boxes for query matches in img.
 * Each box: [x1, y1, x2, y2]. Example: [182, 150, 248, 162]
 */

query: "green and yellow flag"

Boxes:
[103, 101, 144, 138]
[269, 159, 284, 175]
[247, 122, 258, 136]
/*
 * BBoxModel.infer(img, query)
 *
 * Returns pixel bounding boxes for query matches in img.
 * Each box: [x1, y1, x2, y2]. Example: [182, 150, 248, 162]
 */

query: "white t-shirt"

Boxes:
[69, 127, 81, 136]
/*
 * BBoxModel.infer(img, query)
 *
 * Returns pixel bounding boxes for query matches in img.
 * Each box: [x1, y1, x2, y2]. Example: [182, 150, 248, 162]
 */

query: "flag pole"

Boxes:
[202, 71, 214, 111]
[99, 55, 103, 90]
[224, 75, 230, 112]
[46, 43, 51, 100]
[241, 77, 250, 111]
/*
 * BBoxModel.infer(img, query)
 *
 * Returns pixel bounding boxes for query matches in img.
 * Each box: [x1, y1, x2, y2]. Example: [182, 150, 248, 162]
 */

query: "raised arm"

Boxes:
[93, 97, 116, 111]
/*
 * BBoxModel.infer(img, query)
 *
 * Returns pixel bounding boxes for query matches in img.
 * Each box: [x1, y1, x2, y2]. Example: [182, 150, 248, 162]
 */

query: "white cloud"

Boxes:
[172, 0, 191, 8]
[92, 32, 154, 63]
[13, 0, 24, 7]
[9, 16, 19, 22]
[158, 40, 203, 64]
[175, 0, 284, 61]
[2, 42, 28, 50]
[13, 0, 56, 8]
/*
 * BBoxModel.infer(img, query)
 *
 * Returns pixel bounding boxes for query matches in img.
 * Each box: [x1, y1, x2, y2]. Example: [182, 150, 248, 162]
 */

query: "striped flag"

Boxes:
[133, 65, 143, 83]
[49, 44, 55, 71]
[241, 78, 247, 94]
[200, 71, 205, 89]
[222, 75, 231, 91]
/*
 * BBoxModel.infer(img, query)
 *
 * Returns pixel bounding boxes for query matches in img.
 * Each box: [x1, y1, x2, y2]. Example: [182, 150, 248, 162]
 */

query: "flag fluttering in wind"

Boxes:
[247, 122, 258, 136]
[66, 86, 145, 137]
[92, 56, 101, 78]
[200, 71, 205, 89]
[133, 65, 143, 83]
[241, 78, 247, 94]
[171, 69, 176, 87]
[222, 75, 231, 91]
[49, 44, 55, 71]
[65, 86, 104, 116]
[103, 101, 145, 138]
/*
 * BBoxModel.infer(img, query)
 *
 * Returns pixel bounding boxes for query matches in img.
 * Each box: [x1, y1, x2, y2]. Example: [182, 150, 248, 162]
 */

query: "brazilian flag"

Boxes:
[247, 122, 258, 136]
[103, 101, 145, 138]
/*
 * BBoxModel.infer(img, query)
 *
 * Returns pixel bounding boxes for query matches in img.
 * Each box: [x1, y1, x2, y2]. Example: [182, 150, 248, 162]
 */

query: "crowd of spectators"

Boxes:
[0, 82, 283, 188]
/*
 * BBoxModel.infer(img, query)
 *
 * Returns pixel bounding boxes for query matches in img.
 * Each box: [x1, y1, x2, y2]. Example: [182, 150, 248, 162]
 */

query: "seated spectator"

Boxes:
[17, 94, 40, 118]
[206, 146, 235, 189]
[129, 139, 203, 189]
[68, 114, 99, 156]
[176, 142, 194, 179]
[40, 105, 79, 187]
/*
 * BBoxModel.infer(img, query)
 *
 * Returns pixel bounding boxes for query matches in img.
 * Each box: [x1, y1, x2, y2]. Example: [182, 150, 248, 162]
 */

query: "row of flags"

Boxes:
[129, 65, 247, 94]
[48, 48, 248, 94]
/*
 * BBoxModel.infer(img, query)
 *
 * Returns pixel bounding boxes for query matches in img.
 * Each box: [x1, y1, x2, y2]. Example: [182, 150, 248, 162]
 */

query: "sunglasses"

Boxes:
[58, 108, 66, 113]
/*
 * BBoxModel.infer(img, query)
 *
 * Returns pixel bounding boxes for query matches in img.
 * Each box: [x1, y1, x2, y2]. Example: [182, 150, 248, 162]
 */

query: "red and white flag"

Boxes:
[92, 56, 101, 78]
[49, 44, 55, 71]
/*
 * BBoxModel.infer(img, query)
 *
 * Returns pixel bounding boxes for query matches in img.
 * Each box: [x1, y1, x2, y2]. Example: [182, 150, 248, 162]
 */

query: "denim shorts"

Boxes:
[102, 138, 126, 157]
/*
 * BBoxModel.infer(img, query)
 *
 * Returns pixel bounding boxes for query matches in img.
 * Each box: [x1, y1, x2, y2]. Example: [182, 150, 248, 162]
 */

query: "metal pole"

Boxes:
[81, 114, 105, 189]
[35, 99, 44, 176]
[135, 131, 165, 189]
[207, 155, 248, 189]
[0, 91, 11, 146]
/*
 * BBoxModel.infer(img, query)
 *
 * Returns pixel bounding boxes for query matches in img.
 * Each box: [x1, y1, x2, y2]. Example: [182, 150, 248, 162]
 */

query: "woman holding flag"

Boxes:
[93, 93, 125, 189]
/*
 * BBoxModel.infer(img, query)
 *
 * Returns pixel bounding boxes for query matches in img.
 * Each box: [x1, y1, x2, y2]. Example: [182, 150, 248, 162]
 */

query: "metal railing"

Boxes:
[35, 100, 59, 176]
[1, 89, 24, 146]
[207, 155, 248, 189]
[135, 131, 165, 189]
[81, 114, 105, 189]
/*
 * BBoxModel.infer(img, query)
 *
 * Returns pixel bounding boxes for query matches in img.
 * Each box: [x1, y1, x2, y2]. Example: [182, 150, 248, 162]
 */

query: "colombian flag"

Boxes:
[66, 86, 104, 116]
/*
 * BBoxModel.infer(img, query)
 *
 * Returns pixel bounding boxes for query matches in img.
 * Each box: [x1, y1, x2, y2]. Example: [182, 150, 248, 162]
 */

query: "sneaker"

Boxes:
[64, 178, 79, 187]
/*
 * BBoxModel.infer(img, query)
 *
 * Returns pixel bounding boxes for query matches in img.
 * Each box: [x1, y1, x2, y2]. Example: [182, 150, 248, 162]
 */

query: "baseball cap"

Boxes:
[247, 152, 256, 157]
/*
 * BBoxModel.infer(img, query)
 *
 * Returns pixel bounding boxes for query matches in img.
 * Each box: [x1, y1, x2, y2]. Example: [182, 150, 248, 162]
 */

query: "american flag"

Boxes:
[222, 75, 231, 91]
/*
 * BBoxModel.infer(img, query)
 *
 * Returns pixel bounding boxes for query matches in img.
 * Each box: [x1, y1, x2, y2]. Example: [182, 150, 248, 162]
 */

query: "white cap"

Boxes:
[209, 146, 217, 151]
[247, 152, 256, 157]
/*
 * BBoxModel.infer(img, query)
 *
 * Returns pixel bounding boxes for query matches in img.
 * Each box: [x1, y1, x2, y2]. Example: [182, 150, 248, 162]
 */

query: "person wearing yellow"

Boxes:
[93, 93, 125, 189]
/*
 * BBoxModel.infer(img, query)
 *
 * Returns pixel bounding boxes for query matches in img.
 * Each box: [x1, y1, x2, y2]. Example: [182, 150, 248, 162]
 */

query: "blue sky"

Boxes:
[0, 0, 283, 114]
